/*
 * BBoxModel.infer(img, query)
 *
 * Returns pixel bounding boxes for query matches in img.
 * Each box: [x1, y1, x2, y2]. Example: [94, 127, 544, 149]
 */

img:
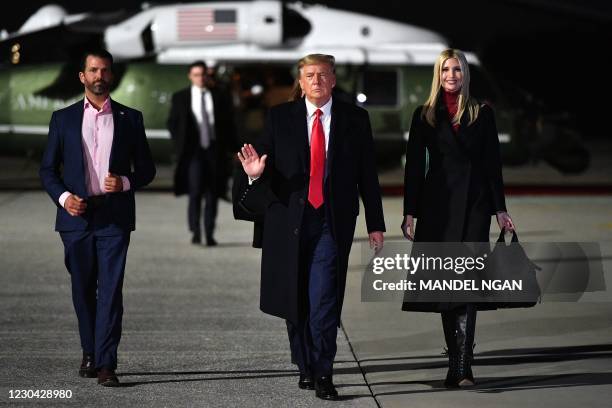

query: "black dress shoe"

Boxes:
[315, 376, 338, 400]
[206, 237, 217, 247]
[79, 354, 96, 378]
[192, 233, 202, 244]
[97, 368, 120, 387]
[298, 374, 315, 390]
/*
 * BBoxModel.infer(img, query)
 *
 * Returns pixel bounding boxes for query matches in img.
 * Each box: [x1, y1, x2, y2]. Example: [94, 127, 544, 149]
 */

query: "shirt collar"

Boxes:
[305, 96, 332, 119]
[192, 85, 208, 94]
[84, 96, 111, 113]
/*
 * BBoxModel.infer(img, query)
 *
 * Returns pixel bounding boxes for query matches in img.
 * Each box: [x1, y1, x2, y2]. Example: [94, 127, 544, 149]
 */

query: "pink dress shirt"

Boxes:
[59, 97, 130, 207]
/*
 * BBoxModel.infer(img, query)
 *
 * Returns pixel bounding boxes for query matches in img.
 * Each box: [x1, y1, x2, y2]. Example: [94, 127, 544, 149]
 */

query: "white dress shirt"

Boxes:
[305, 96, 332, 154]
[191, 85, 215, 147]
[248, 97, 333, 185]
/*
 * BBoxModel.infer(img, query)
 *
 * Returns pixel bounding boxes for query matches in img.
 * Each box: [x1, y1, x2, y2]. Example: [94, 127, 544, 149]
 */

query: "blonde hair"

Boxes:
[290, 54, 336, 101]
[422, 49, 479, 127]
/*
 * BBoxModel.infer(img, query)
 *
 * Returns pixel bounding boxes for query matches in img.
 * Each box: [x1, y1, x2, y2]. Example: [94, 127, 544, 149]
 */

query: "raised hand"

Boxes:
[237, 144, 267, 179]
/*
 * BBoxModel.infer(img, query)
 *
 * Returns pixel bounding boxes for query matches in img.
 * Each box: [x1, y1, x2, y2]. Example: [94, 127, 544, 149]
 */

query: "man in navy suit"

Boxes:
[39, 49, 156, 386]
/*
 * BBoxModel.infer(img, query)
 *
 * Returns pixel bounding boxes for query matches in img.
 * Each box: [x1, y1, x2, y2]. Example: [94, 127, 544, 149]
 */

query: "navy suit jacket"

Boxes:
[39, 98, 156, 231]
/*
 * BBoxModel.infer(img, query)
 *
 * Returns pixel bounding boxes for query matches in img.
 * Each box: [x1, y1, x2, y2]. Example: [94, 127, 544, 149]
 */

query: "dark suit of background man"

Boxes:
[167, 60, 237, 246]
[39, 50, 156, 387]
[235, 54, 385, 400]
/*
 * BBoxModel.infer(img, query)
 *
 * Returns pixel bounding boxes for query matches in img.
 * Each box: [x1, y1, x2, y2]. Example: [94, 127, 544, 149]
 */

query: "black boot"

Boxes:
[455, 305, 477, 387]
[441, 311, 459, 388]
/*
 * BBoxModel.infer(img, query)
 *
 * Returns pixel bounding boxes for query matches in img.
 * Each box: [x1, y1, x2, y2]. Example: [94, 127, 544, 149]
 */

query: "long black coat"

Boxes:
[232, 163, 264, 248]
[233, 98, 386, 325]
[167, 87, 238, 196]
[402, 100, 507, 312]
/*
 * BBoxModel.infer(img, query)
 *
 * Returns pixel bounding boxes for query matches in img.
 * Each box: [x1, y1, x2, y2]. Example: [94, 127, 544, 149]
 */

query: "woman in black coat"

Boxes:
[401, 49, 515, 388]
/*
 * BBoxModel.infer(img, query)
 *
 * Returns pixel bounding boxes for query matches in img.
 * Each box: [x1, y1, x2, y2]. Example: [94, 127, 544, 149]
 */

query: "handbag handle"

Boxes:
[497, 227, 518, 243]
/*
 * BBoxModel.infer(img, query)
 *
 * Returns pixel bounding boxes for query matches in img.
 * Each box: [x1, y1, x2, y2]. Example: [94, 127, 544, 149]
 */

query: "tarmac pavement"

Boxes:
[1, 191, 611, 407]
[344, 196, 612, 408]
[0, 192, 375, 407]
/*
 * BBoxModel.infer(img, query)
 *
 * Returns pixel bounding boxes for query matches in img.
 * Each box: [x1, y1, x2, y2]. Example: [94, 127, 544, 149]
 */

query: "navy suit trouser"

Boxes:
[60, 218, 130, 370]
[286, 204, 339, 378]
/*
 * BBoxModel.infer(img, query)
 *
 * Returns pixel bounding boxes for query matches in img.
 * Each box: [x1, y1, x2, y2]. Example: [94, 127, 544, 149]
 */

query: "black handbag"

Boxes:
[484, 228, 541, 308]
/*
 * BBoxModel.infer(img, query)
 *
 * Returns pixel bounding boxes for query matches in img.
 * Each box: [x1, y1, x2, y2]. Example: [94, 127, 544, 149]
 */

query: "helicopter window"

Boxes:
[360, 69, 399, 107]
[215, 10, 236, 23]
[282, 7, 312, 41]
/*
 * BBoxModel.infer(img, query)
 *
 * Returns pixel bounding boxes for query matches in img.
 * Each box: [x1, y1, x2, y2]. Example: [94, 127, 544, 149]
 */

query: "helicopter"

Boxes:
[0, 1, 589, 173]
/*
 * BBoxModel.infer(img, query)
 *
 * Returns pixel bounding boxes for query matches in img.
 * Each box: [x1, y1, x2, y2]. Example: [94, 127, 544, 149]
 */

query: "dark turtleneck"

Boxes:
[442, 90, 460, 132]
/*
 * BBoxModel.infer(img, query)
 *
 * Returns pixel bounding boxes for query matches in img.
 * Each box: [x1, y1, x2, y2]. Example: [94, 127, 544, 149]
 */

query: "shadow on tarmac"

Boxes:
[372, 372, 612, 395]
[114, 368, 371, 400]
[358, 344, 612, 395]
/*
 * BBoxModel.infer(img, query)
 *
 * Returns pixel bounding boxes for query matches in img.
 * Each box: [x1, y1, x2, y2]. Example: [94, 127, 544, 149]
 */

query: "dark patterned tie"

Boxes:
[200, 91, 211, 148]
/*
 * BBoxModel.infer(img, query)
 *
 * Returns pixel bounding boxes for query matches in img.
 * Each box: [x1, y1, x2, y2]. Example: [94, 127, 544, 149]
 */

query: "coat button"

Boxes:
[294, 228, 299, 235]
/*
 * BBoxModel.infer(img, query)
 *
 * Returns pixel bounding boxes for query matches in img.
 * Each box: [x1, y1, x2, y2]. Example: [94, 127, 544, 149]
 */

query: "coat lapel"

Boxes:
[456, 109, 478, 152]
[109, 99, 124, 169]
[186, 88, 197, 125]
[291, 99, 309, 173]
[436, 98, 469, 157]
[71, 99, 85, 157]
[69, 100, 88, 197]
[328, 100, 346, 179]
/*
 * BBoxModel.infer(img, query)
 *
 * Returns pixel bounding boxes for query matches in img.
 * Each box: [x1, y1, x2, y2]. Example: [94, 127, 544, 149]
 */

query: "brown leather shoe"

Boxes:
[79, 354, 96, 378]
[97, 368, 120, 387]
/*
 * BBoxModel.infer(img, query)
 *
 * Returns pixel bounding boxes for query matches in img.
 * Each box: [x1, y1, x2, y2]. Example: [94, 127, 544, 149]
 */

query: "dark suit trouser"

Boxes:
[188, 145, 218, 241]
[60, 219, 130, 370]
[286, 204, 338, 378]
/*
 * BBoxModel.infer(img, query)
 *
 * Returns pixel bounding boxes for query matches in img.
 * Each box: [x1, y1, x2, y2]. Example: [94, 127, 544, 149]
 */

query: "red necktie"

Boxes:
[308, 109, 325, 208]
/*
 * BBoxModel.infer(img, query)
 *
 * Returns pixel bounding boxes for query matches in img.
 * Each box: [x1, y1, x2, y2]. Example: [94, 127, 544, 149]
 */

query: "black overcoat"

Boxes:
[233, 98, 386, 325]
[167, 87, 238, 196]
[402, 100, 507, 312]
